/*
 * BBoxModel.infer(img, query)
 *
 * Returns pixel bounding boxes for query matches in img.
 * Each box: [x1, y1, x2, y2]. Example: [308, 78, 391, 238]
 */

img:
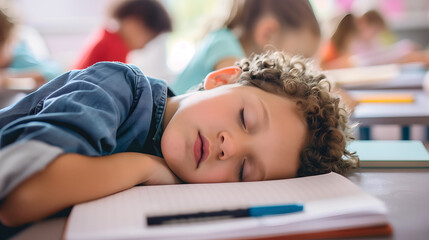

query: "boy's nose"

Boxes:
[218, 131, 242, 160]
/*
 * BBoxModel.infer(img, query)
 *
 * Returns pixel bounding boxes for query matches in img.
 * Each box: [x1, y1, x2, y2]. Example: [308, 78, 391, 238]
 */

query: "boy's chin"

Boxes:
[163, 156, 186, 177]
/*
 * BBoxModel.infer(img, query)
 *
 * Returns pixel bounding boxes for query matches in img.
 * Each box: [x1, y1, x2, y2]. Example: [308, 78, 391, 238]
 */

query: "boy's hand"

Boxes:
[144, 155, 181, 185]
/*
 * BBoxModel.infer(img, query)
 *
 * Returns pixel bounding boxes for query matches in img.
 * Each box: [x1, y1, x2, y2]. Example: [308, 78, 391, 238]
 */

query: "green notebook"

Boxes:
[348, 140, 429, 168]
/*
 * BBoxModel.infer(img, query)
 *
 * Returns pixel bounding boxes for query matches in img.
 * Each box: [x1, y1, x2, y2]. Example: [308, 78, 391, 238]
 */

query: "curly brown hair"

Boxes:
[234, 51, 359, 176]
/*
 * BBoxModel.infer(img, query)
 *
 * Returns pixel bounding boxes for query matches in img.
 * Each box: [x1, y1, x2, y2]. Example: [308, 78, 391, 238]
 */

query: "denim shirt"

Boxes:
[0, 62, 172, 199]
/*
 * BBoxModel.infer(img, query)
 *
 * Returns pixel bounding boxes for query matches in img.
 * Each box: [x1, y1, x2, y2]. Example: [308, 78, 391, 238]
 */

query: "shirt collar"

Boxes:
[149, 80, 175, 157]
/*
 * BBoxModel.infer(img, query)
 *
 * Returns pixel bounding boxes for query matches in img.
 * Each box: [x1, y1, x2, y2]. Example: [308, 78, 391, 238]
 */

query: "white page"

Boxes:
[65, 172, 387, 240]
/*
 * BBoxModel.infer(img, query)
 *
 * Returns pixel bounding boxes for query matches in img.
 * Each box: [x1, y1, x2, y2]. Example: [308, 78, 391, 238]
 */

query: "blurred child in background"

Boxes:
[320, 14, 358, 69]
[72, 0, 172, 70]
[355, 10, 396, 49]
[353, 9, 429, 67]
[0, 8, 61, 90]
[321, 10, 429, 70]
[170, 0, 321, 95]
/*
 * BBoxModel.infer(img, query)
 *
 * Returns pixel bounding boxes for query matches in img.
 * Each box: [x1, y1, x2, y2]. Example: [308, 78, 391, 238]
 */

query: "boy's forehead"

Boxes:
[201, 83, 252, 95]
[217, 84, 265, 93]
[204, 83, 296, 110]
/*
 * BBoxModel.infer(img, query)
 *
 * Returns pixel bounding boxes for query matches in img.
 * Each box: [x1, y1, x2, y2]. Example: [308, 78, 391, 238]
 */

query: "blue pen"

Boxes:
[147, 203, 304, 226]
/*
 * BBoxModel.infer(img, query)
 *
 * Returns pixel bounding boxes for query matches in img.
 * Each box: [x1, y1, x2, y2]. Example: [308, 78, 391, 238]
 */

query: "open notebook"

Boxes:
[324, 64, 400, 87]
[64, 172, 391, 240]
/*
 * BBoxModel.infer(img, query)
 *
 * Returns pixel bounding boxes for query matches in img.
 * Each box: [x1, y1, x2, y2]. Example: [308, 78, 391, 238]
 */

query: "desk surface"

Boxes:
[347, 169, 429, 240]
[9, 169, 429, 240]
[351, 90, 429, 125]
[343, 69, 425, 90]
[0, 90, 27, 109]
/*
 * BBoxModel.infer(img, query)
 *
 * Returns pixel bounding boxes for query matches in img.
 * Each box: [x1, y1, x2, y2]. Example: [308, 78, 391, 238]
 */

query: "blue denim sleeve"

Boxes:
[0, 62, 149, 156]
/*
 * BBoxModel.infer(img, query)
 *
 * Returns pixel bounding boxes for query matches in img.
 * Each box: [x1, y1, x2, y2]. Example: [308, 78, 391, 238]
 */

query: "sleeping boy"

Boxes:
[0, 51, 358, 227]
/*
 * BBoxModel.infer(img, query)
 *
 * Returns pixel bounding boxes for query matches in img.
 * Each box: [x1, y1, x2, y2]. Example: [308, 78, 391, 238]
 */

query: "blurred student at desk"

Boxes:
[72, 0, 172, 70]
[170, 0, 321, 95]
[320, 14, 358, 70]
[320, 10, 429, 70]
[0, 8, 61, 92]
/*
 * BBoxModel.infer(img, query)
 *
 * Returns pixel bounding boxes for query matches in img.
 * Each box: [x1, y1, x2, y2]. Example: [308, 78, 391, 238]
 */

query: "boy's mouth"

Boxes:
[194, 132, 209, 168]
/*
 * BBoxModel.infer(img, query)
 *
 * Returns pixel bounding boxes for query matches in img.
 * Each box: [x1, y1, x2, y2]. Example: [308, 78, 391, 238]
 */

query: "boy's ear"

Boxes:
[203, 66, 242, 90]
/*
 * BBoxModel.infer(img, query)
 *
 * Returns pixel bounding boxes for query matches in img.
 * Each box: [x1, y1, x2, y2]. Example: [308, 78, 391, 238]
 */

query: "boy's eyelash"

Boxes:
[238, 159, 245, 181]
[240, 108, 246, 129]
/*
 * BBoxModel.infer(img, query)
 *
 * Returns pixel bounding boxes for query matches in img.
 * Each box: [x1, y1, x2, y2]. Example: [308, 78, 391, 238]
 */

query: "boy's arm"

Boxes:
[0, 152, 178, 227]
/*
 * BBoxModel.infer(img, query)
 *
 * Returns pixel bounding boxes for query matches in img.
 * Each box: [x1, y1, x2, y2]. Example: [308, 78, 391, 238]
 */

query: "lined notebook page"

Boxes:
[66, 172, 387, 240]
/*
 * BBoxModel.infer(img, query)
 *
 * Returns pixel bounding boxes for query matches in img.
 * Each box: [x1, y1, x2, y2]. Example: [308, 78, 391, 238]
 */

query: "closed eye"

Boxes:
[238, 159, 245, 182]
[240, 108, 246, 130]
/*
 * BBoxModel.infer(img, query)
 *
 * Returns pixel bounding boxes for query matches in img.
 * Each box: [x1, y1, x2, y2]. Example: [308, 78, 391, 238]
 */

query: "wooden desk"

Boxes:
[350, 90, 429, 140]
[8, 169, 429, 240]
[351, 90, 429, 125]
[0, 89, 28, 109]
[347, 169, 429, 240]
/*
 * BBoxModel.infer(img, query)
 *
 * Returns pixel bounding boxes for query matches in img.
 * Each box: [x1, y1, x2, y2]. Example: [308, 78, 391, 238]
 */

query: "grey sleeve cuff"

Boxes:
[0, 140, 64, 199]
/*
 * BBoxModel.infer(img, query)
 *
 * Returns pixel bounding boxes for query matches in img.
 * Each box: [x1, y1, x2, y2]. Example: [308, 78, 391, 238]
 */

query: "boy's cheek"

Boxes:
[161, 130, 186, 166]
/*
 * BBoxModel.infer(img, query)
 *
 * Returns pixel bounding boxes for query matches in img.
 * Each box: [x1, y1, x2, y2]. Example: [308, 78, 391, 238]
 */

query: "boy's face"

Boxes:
[161, 84, 308, 183]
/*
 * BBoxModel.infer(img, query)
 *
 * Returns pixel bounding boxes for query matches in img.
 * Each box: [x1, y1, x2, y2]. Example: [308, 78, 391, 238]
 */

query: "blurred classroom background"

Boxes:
[4, 0, 428, 79]
[1, 0, 429, 144]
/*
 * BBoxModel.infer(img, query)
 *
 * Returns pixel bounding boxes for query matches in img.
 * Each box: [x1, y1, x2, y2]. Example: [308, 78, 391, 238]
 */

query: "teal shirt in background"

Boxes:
[8, 41, 62, 81]
[170, 28, 245, 95]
